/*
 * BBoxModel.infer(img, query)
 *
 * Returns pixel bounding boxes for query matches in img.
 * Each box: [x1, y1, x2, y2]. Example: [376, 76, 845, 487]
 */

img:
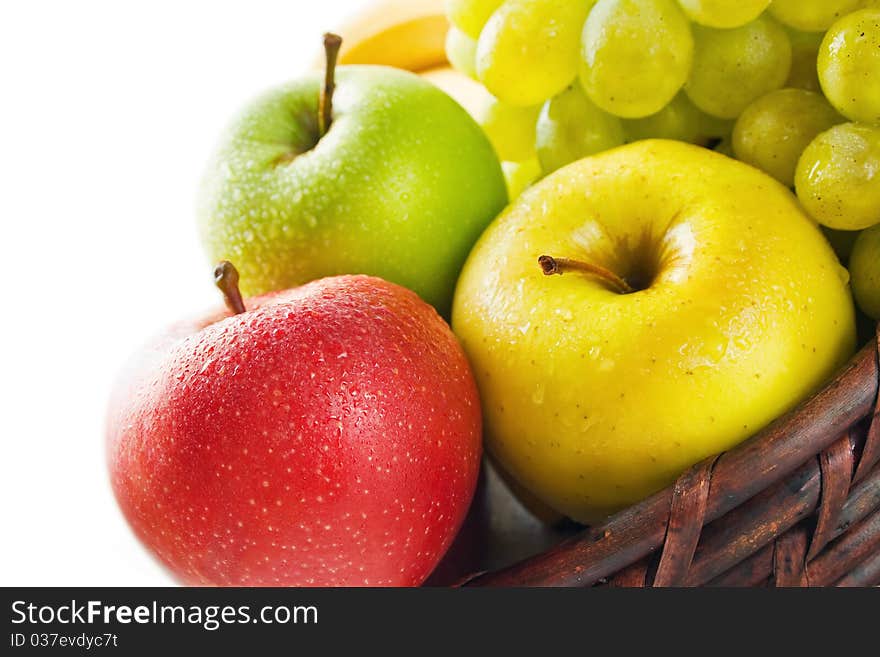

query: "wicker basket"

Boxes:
[459, 326, 880, 587]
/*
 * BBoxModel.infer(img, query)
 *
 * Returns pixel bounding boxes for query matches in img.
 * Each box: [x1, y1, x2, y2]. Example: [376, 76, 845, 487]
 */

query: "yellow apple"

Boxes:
[452, 140, 856, 523]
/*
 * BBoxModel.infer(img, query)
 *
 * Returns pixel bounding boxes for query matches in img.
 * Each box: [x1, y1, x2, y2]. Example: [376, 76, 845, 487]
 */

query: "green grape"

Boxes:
[795, 122, 880, 230]
[580, 0, 693, 118]
[475, 97, 542, 162]
[446, 26, 478, 78]
[694, 109, 735, 141]
[446, 0, 506, 39]
[733, 88, 844, 187]
[821, 225, 861, 263]
[536, 83, 625, 174]
[684, 16, 791, 119]
[622, 94, 702, 143]
[769, 0, 861, 33]
[785, 28, 824, 92]
[476, 0, 595, 107]
[676, 0, 770, 28]
[502, 159, 543, 199]
[818, 9, 880, 125]
[850, 224, 880, 320]
[714, 137, 735, 157]
[622, 92, 731, 144]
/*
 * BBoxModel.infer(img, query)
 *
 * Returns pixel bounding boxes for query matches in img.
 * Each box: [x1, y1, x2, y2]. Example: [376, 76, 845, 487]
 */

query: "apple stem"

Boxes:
[538, 255, 635, 295]
[318, 32, 343, 138]
[214, 261, 247, 315]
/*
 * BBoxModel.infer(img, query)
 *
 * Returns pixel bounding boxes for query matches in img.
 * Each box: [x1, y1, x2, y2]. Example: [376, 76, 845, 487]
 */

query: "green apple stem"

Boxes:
[538, 255, 635, 295]
[318, 32, 343, 138]
[214, 261, 247, 315]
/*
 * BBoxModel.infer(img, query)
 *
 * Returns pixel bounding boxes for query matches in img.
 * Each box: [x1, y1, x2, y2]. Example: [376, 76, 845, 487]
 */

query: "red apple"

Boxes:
[107, 266, 482, 586]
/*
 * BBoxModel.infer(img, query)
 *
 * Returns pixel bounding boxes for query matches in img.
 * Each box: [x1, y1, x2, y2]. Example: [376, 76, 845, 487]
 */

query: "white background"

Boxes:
[0, 0, 374, 585]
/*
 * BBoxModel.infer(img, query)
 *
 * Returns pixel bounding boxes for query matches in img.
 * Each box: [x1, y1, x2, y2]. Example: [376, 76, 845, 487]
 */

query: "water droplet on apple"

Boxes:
[266, 221, 281, 239]
[531, 384, 545, 405]
[598, 358, 615, 372]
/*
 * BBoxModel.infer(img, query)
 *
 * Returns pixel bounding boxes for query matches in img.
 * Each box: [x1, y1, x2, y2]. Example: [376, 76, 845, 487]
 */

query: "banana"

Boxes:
[421, 65, 492, 117]
[317, 1, 490, 118]
[329, 0, 450, 72]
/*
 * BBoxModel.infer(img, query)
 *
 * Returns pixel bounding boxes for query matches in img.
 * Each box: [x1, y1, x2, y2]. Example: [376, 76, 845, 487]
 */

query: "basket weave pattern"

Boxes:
[466, 326, 880, 587]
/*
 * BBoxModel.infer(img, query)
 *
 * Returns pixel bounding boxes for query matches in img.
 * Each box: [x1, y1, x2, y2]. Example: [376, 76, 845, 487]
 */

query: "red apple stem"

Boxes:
[538, 255, 634, 295]
[214, 261, 246, 315]
[318, 33, 343, 138]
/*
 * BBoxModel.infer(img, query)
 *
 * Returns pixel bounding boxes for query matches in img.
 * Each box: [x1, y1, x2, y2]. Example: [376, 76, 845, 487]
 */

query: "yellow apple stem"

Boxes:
[214, 261, 247, 315]
[538, 255, 635, 295]
[318, 33, 343, 138]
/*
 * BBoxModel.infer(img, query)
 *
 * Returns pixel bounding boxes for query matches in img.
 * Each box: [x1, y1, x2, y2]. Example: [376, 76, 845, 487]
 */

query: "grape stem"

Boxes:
[318, 33, 343, 138]
[538, 255, 635, 294]
[214, 261, 247, 315]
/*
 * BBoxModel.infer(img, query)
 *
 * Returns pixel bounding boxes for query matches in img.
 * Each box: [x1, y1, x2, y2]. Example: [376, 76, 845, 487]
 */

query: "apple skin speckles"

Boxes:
[107, 275, 482, 586]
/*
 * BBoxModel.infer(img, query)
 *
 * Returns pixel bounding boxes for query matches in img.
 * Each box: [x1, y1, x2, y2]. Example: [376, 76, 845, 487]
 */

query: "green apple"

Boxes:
[850, 224, 880, 320]
[199, 36, 506, 315]
[453, 140, 856, 523]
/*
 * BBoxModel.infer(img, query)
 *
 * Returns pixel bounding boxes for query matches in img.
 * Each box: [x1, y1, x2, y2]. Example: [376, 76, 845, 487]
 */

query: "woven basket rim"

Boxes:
[464, 325, 880, 587]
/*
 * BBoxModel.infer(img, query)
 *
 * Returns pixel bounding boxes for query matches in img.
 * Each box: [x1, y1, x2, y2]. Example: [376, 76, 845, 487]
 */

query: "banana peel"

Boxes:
[316, 0, 490, 119]
[326, 0, 449, 73]
[421, 65, 491, 117]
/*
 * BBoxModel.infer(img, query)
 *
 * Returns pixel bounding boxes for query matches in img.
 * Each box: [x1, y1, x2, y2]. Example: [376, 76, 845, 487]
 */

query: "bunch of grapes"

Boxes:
[446, 0, 880, 320]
